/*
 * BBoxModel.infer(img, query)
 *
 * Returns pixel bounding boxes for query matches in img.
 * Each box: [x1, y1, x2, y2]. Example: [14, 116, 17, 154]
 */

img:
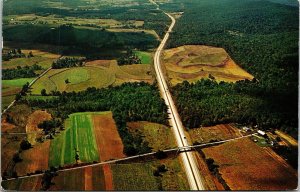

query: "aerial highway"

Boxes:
[151, 2, 206, 190]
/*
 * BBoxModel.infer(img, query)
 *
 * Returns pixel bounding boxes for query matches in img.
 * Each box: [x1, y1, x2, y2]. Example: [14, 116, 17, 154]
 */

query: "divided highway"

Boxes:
[152, 4, 206, 191]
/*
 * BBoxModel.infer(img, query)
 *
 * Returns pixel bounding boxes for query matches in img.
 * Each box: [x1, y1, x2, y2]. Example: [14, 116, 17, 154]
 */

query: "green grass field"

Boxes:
[31, 66, 115, 94]
[49, 112, 103, 167]
[2, 78, 34, 110]
[2, 78, 34, 87]
[111, 163, 160, 190]
[134, 51, 152, 64]
[1, 95, 15, 110]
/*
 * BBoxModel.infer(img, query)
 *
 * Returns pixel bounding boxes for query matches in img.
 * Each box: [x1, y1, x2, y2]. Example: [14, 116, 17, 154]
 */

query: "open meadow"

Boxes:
[163, 45, 254, 85]
[31, 60, 154, 94]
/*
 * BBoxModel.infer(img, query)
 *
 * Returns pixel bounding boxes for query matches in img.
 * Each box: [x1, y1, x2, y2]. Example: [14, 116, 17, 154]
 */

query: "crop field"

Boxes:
[49, 111, 124, 167]
[189, 124, 242, 144]
[4, 14, 144, 29]
[202, 138, 298, 190]
[111, 163, 160, 190]
[1, 135, 23, 175]
[91, 111, 125, 162]
[32, 61, 154, 94]
[111, 157, 189, 191]
[2, 49, 60, 69]
[30, 66, 115, 94]
[2, 175, 43, 191]
[127, 121, 176, 151]
[49, 166, 106, 191]
[2, 78, 34, 109]
[15, 140, 51, 176]
[163, 45, 254, 85]
[49, 112, 99, 167]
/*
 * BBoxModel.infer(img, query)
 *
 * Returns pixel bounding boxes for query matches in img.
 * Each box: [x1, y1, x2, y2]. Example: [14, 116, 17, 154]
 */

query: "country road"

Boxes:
[2, 67, 52, 114]
[3, 133, 255, 181]
[151, 1, 206, 190]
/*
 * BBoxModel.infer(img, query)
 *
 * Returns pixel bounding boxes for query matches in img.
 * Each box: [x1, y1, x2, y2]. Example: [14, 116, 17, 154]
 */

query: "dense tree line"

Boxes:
[52, 57, 84, 69]
[160, 0, 298, 136]
[25, 82, 169, 155]
[172, 79, 298, 138]
[2, 48, 27, 61]
[2, 64, 42, 80]
[117, 50, 141, 65]
[3, 24, 159, 59]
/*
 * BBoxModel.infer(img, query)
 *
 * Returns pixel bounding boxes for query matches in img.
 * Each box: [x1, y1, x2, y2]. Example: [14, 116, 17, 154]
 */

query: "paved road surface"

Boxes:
[151, 2, 206, 190]
[2, 67, 52, 114]
[4, 133, 255, 181]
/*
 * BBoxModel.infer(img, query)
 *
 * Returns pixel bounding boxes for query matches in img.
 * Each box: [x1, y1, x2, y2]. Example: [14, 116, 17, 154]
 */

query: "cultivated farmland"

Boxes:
[2, 78, 34, 109]
[163, 45, 254, 85]
[49, 112, 99, 167]
[2, 49, 60, 69]
[49, 111, 125, 167]
[49, 166, 106, 191]
[2, 175, 43, 191]
[189, 124, 242, 144]
[31, 60, 154, 94]
[202, 138, 298, 190]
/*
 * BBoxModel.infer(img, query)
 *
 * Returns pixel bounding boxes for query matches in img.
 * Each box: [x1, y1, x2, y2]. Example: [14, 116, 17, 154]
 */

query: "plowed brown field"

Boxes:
[92, 112, 125, 161]
[202, 138, 298, 190]
[15, 140, 51, 176]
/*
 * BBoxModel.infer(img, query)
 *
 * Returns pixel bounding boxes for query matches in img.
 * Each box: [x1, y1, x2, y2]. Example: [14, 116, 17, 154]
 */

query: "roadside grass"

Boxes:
[134, 51, 153, 64]
[49, 112, 100, 167]
[1, 95, 16, 110]
[127, 121, 176, 151]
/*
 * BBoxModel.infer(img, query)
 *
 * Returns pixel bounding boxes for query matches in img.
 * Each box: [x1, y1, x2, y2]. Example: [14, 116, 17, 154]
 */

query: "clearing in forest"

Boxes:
[163, 45, 254, 85]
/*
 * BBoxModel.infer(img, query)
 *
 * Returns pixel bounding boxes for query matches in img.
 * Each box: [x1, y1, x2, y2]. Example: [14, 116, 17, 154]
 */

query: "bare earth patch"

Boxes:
[26, 110, 52, 145]
[15, 140, 51, 176]
[92, 112, 125, 161]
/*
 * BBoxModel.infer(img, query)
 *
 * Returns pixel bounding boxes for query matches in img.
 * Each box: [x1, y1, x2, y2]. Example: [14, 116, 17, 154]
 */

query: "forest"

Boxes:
[3, 24, 158, 59]
[25, 82, 169, 155]
[52, 57, 84, 69]
[3, 0, 169, 38]
[161, 0, 298, 137]
[3, 64, 42, 80]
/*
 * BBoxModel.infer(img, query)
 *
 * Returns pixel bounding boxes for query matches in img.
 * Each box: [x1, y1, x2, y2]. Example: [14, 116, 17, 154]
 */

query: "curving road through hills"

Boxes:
[151, 1, 206, 190]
